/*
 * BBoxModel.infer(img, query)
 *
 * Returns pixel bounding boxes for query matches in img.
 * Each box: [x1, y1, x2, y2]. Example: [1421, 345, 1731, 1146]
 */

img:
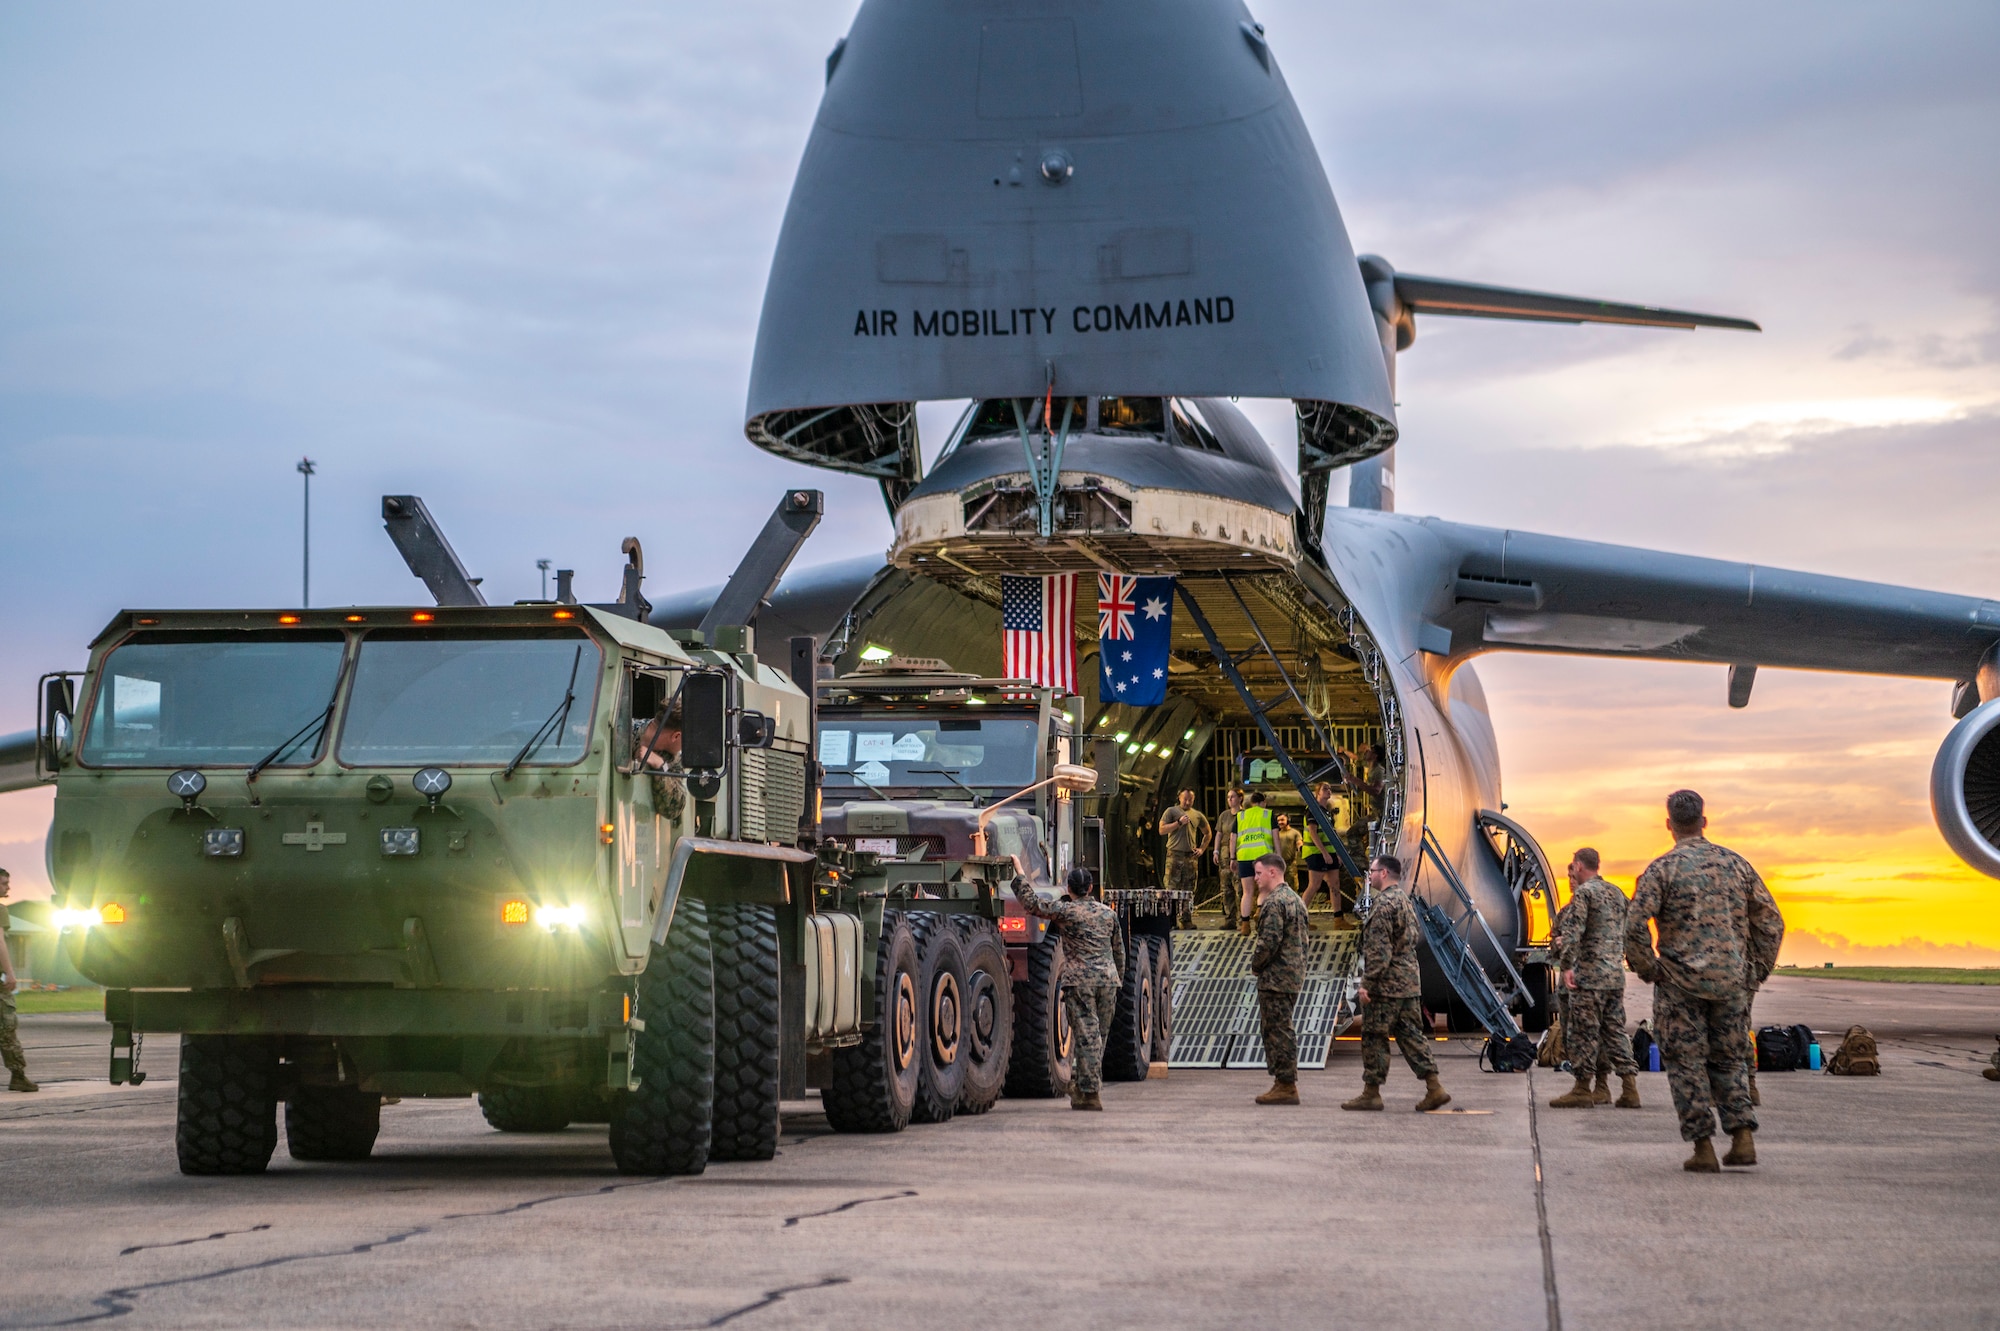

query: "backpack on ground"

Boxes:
[1825, 1024, 1880, 1076]
[1630, 1023, 1655, 1072]
[1756, 1024, 1804, 1072]
[1536, 1016, 1565, 1069]
[1481, 1033, 1537, 1073]
[1791, 1023, 1820, 1070]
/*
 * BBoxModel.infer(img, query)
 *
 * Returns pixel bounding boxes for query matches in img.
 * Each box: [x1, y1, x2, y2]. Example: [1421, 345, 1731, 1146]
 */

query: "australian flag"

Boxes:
[1098, 573, 1174, 706]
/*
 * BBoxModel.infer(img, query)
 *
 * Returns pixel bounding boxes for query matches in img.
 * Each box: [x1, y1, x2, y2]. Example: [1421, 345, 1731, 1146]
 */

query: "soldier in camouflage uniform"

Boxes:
[1157, 790, 1210, 898]
[1625, 791, 1784, 1173]
[1248, 853, 1309, 1104]
[1012, 861, 1124, 1111]
[1550, 848, 1640, 1109]
[0, 869, 37, 1093]
[1343, 855, 1450, 1112]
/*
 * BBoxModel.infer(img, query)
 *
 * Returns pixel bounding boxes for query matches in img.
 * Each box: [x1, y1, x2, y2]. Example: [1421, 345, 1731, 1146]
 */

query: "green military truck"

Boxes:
[16, 492, 1175, 1177]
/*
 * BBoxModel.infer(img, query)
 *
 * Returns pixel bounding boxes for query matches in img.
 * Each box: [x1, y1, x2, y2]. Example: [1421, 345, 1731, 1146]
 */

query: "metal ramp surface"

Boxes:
[1166, 929, 1360, 1070]
[1415, 826, 1526, 1039]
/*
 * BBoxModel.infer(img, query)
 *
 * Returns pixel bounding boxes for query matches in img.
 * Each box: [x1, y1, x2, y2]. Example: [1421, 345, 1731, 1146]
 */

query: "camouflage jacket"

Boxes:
[1361, 885, 1423, 999]
[1625, 837, 1785, 999]
[1011, 878, 1123, 987]
[1556, 875, 1628, 990]
[1251, 885, 1310, 991]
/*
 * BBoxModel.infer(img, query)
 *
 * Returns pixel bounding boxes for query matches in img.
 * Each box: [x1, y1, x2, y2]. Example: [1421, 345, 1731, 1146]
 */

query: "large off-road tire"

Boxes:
[907, 913, 969, 1124]
[709, 901, 782, 1162]
[1520, 963, 1557, 1034]
[823, 910, 921, 1133]
[1149, 934, 1174, 1063]
[286, 1086, 382, 1161]
[1004, 933, 1073, 1099]
[610, 897, 715, 1175]
[1105, 930, 1156, 1083]
[952, 917, 1013, 1115]
[478, 1086, 573, 1133]
[177, 1035, 280, 1176]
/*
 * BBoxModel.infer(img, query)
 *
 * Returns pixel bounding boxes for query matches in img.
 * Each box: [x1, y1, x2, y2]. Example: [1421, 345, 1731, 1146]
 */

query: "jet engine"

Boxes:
[1932, 698, 2000, 879]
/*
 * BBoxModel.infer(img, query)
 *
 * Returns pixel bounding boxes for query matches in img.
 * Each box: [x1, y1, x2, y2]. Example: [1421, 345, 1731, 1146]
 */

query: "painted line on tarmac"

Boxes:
[781, 1190, 917, 1227]
[1525, 1065, 1564, 1331]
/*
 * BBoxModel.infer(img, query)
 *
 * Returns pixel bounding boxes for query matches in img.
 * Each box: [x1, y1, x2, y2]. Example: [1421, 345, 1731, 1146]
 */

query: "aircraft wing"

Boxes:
[0, 728, 38, 795]
[1420, 516, 2000, 698]
[1391, 272, 1761, 331]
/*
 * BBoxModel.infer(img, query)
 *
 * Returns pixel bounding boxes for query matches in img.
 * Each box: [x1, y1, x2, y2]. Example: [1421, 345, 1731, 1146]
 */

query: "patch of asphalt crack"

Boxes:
[661, 1277, 851, 1330]
[5, 1178, 673, 1329]
[119, 1225, 272, 1257]
[781, 1190, 916, 1228]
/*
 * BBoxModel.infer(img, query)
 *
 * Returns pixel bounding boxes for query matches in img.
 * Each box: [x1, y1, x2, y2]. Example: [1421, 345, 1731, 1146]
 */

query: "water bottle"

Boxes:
[1647, 1044, 1661, 1073]
[1807, 1042, 1822, 1071]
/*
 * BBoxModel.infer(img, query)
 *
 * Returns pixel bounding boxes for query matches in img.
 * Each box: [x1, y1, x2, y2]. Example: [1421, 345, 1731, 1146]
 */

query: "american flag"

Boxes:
[1001, 574, 1076, 692]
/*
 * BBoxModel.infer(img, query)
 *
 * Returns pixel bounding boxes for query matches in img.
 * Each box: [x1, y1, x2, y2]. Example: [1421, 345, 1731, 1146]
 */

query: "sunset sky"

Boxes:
[2, 2, 1995, 960]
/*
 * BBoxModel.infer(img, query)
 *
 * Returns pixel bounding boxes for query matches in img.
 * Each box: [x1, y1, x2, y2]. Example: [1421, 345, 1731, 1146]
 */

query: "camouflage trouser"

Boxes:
[1362, 995, 1437, 1084]
[1653, 982, 1756, 1142]
[0, 990, 25, 1075]
[1165, 853, 1199, 895]
[1062, 982, 1119, 1094]
[1566, 986, 1637, 1078]
[1258, 988, 1300, 1083]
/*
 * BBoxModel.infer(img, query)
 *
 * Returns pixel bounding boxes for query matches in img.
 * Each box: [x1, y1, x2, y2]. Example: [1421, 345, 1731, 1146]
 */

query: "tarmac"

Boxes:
[4, 974, 1996, 1331]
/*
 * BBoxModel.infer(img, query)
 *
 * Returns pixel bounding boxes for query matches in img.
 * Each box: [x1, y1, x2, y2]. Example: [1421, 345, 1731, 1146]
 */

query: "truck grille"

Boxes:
[740, 749, 807, 844]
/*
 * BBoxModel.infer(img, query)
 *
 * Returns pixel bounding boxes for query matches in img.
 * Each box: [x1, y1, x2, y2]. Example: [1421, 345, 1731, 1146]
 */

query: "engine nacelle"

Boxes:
[1932, 698, 2000, 879]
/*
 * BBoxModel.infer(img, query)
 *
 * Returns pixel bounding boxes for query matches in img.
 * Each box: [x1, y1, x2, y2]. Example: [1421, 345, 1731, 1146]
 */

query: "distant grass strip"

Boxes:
[13, 988, 107, 1014]
[1774, 966, 2000, 986]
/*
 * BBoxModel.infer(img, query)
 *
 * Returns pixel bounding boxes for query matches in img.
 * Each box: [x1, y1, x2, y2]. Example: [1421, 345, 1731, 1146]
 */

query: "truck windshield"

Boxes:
[79, 631, 349, 768]
[817, 715, 1038, 795]
[338, 629, 601, 767]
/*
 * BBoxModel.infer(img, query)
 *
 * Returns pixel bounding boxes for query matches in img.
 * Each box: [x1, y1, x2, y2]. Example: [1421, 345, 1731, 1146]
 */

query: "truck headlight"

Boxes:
[52, 907, 103, 931]
[534, 904, 588, 930]
[380, 827, 421, 856]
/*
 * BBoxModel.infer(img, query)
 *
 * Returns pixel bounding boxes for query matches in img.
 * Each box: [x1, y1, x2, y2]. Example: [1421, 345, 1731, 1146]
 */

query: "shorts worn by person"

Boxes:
[1550, 849, 1639, 1110]
[1012, 864, 1124, 1109]
[1344, 856, 1448, 1113]
[0, 871, 36, 1093]
[1234, 794, 1276, 934]
[1248, 855, 1309, 1104]
[1625, 791, 1784, 1173]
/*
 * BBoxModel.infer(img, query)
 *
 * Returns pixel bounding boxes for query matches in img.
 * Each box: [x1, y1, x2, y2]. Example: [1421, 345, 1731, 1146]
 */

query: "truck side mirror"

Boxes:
[1092, 738, 1120, 794]
[682, 673, 730, 771]
[41, 675, 75, 768]
[737, 710, 775, 748]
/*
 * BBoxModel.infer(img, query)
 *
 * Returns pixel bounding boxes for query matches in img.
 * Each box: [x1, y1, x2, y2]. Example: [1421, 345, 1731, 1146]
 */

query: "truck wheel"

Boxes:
[952, 918, 1012, 1115]
[610, 897, 715, 1175]
[823, 910, 920, 1133]
[176, 1035, 280, 1176]
[907, 913, 968, 1124]
[1004, 934, 1073, 1099]
[478, 1086, 572, 1132]
[1105, 933, 1155, 1082]
[286, 1086, 382, 1161]
[709, 901, 781, 1161]
[1149, 935, 1174, 1063]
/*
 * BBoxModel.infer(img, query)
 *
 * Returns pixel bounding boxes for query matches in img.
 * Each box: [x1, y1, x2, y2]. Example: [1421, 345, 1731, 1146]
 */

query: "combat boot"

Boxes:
[1549, 1073, 1595, 1108]
[1984, 1067, 1999, 1082]
[1070, 1090, 1103, 1111]
[1255, 1079, 1300, 1106]
[1722, 1127, 1757, 1166]
[1749, 1074, 1760, 1106]
[8, 1070, 38, 1093]
[1341, 1082, 1384, 1111]
[1238, 915, 1254, 937]
[1590, 1071, 1611, 1104]
[1683, 1138, 1721, 1173]
[1414, 1074, 1451, 1112]
[1615, 1074, 1642, 1108]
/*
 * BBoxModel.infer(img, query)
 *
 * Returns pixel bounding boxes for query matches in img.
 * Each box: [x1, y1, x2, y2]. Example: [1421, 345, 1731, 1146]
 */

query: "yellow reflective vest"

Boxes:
[1235, 805, 1275, 861]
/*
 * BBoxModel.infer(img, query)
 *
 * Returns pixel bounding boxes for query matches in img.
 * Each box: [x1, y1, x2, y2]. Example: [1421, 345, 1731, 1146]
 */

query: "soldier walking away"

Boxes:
[1157, 789, 1210, 899]
[1549, 848, 1640, 1109]
[0, 869, 37, 1093]
[1249, 853, 1309, 1105]
[1213, 788, 1244, 928]
[1012, 861, 1123, 1111]
[1625, 791, 1784, 1173]
[1233, 791, 1277, 935]
[1344, 856, 1450, 1112]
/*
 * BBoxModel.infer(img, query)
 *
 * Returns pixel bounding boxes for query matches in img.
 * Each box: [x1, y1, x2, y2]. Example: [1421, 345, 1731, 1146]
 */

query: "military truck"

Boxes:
[814, 658, 1186, 1095]
[20, 491, 1089, 1175]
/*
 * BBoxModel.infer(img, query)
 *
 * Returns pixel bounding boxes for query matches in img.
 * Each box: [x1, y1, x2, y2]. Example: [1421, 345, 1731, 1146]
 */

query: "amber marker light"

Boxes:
[623, 995, 633, 1024]
[552, 610, 576, 620]
[600, 822, 616, 845]
[277, 614, 301, 625]
[501, 899, 531, 926]
[345, 614, 366, 623]
[411, 611, 435, 623]
[99, 903, 127, 924]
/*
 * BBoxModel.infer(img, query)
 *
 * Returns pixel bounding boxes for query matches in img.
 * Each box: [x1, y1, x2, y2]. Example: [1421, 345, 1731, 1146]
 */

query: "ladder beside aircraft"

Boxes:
[1415, 825, 1528, 1039]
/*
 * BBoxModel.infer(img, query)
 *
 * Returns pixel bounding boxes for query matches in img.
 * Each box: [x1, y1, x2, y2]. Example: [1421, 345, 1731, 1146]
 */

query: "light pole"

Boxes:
[536, 558, 552, 600]
[296, 457, 316, 607]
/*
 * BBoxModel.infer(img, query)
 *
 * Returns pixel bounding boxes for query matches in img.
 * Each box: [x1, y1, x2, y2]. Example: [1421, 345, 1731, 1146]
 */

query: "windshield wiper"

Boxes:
[908, 766, 983, 807]
[246, 651, 352, 791]
[829, 772, 895, 801]
[504, 646, 584, 780]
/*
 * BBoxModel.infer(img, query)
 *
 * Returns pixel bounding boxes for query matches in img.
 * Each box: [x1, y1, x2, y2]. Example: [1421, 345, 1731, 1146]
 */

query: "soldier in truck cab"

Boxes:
[628, 704, 687, 824]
